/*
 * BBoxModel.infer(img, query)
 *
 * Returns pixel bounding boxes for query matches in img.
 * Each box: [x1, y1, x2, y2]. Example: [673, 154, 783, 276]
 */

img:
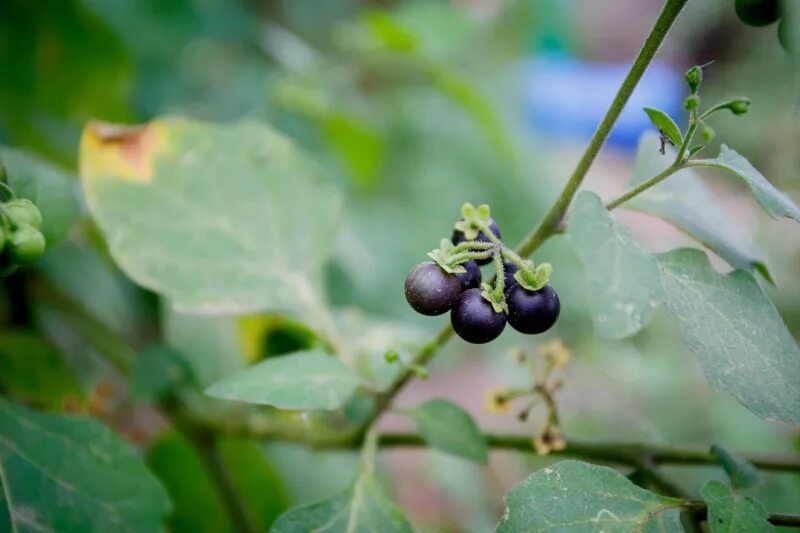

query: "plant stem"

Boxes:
[370, 433, 800, 473]
[605, 164, 683, 210]
[515, 0, 689, 259]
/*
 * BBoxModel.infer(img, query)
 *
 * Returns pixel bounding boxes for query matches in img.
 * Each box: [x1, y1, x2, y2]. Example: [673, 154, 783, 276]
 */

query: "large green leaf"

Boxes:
[1, 146, 81, 247]
[691, 146, 800, 222]
[626, 134, 770, 279]
[271, 472, 412, 533]
[0, 397, 170, 532]
[408, 399, 487, 464]
[567, 190, 662, 339]
[496, 460, 683, 532]
[205, 350, 362, 410]
[701, 480, 773, 533]
[658, 249, 800, 425]
[79, 118, 341, 314]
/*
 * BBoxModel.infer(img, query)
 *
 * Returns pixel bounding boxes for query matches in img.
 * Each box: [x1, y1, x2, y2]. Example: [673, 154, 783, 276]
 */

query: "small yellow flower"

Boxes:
[540, 339, 571, 370]
[483, 387, 512, 414]
[532, 424, 567, 456]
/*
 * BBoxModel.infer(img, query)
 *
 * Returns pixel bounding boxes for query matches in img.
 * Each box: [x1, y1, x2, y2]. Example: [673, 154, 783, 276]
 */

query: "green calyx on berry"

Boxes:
[513, 262, 553, 292]
[684, 94, 700, 112]
[480, 282, 508, 314]
[427, 238, 494, 274]
[453, 202, 494, 242]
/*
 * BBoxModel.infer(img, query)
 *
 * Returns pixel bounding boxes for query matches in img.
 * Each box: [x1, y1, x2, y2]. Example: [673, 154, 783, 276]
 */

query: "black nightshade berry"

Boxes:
[451, 288, 506, 344]
[506, 284, 560, 334]
[405, 262, 461, 316]
[456, 260, 482, 291]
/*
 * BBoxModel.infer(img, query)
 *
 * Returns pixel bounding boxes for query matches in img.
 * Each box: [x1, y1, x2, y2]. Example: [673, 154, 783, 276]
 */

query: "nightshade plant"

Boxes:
[1, 1, 800, 532]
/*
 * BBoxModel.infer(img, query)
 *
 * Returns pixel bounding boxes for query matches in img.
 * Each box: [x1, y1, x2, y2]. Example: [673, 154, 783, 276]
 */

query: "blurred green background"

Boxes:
[1, 0, 798, 531]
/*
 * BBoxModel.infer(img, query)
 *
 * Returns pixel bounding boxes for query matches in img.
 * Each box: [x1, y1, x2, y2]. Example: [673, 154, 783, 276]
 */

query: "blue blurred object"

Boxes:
[521, 54, 684, 150]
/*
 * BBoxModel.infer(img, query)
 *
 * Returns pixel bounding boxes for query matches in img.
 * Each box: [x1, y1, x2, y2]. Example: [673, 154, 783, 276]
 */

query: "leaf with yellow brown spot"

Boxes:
[79, 118, 341, 315]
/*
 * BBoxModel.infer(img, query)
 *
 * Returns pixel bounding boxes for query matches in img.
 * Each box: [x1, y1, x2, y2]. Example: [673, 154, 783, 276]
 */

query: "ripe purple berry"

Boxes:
[405, 262, 461, 316]
[456, 260, 482, 291]
[506, 284, 560, 334]
[451, 288, 506, 344]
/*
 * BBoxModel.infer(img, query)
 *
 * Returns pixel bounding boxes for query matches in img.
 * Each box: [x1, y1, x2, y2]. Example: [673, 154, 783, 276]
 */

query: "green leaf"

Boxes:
[692, 146, 800, 222]
[711, 444, 761, 490]
[496, 460, 682, 532]
[79, 118, 341, 314]
[0, 397, 170, 532]
[271, 472, 412, 533]
[643, 107, 683, 147]
[1, 146, 81, 247]
[658, 249, 800, 425]
[0, 331, 81, 408]
[205, 350, 362, 410]
[701, 480, 773, 533]
[408, 399, 488, 464]
[567, 190, 662, 339]
[130, 344, 193, 402]
[627, 133, 771, 279]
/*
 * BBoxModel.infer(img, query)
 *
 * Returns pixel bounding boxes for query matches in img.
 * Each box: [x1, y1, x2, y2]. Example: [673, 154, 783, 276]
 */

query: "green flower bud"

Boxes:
[728, 97, 751, 116]
[9, 224, 45, 263]
[701, 123, 715, 143]
[684, 94, 700, 111]
[4, 198, 42, 229]
[685, 66, 703, 93]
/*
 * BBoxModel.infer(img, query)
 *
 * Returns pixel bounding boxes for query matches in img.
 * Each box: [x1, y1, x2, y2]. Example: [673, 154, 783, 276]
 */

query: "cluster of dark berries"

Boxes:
[404, 204, 560, 344]
[0, 196, 45, 276]
[735, 0, 795, 52]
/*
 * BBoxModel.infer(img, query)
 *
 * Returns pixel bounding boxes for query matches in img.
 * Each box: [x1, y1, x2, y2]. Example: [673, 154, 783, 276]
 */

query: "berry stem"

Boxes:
[492, 249, 505, 298]
[448, 249, 494, 266]
[452, 240, 494, 253]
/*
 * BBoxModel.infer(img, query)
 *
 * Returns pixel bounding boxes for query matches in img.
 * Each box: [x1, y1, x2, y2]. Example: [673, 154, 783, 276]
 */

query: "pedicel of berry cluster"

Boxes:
[0, 182, 46, 276]
[404, 203, 560, 344]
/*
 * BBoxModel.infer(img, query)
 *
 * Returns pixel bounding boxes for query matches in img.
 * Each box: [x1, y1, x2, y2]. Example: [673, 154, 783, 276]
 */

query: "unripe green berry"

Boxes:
[685, 66, 702, 93]
[684, 94, 700, 111]
[9, 225, 45, 263]
[4, 198, 42, 229]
